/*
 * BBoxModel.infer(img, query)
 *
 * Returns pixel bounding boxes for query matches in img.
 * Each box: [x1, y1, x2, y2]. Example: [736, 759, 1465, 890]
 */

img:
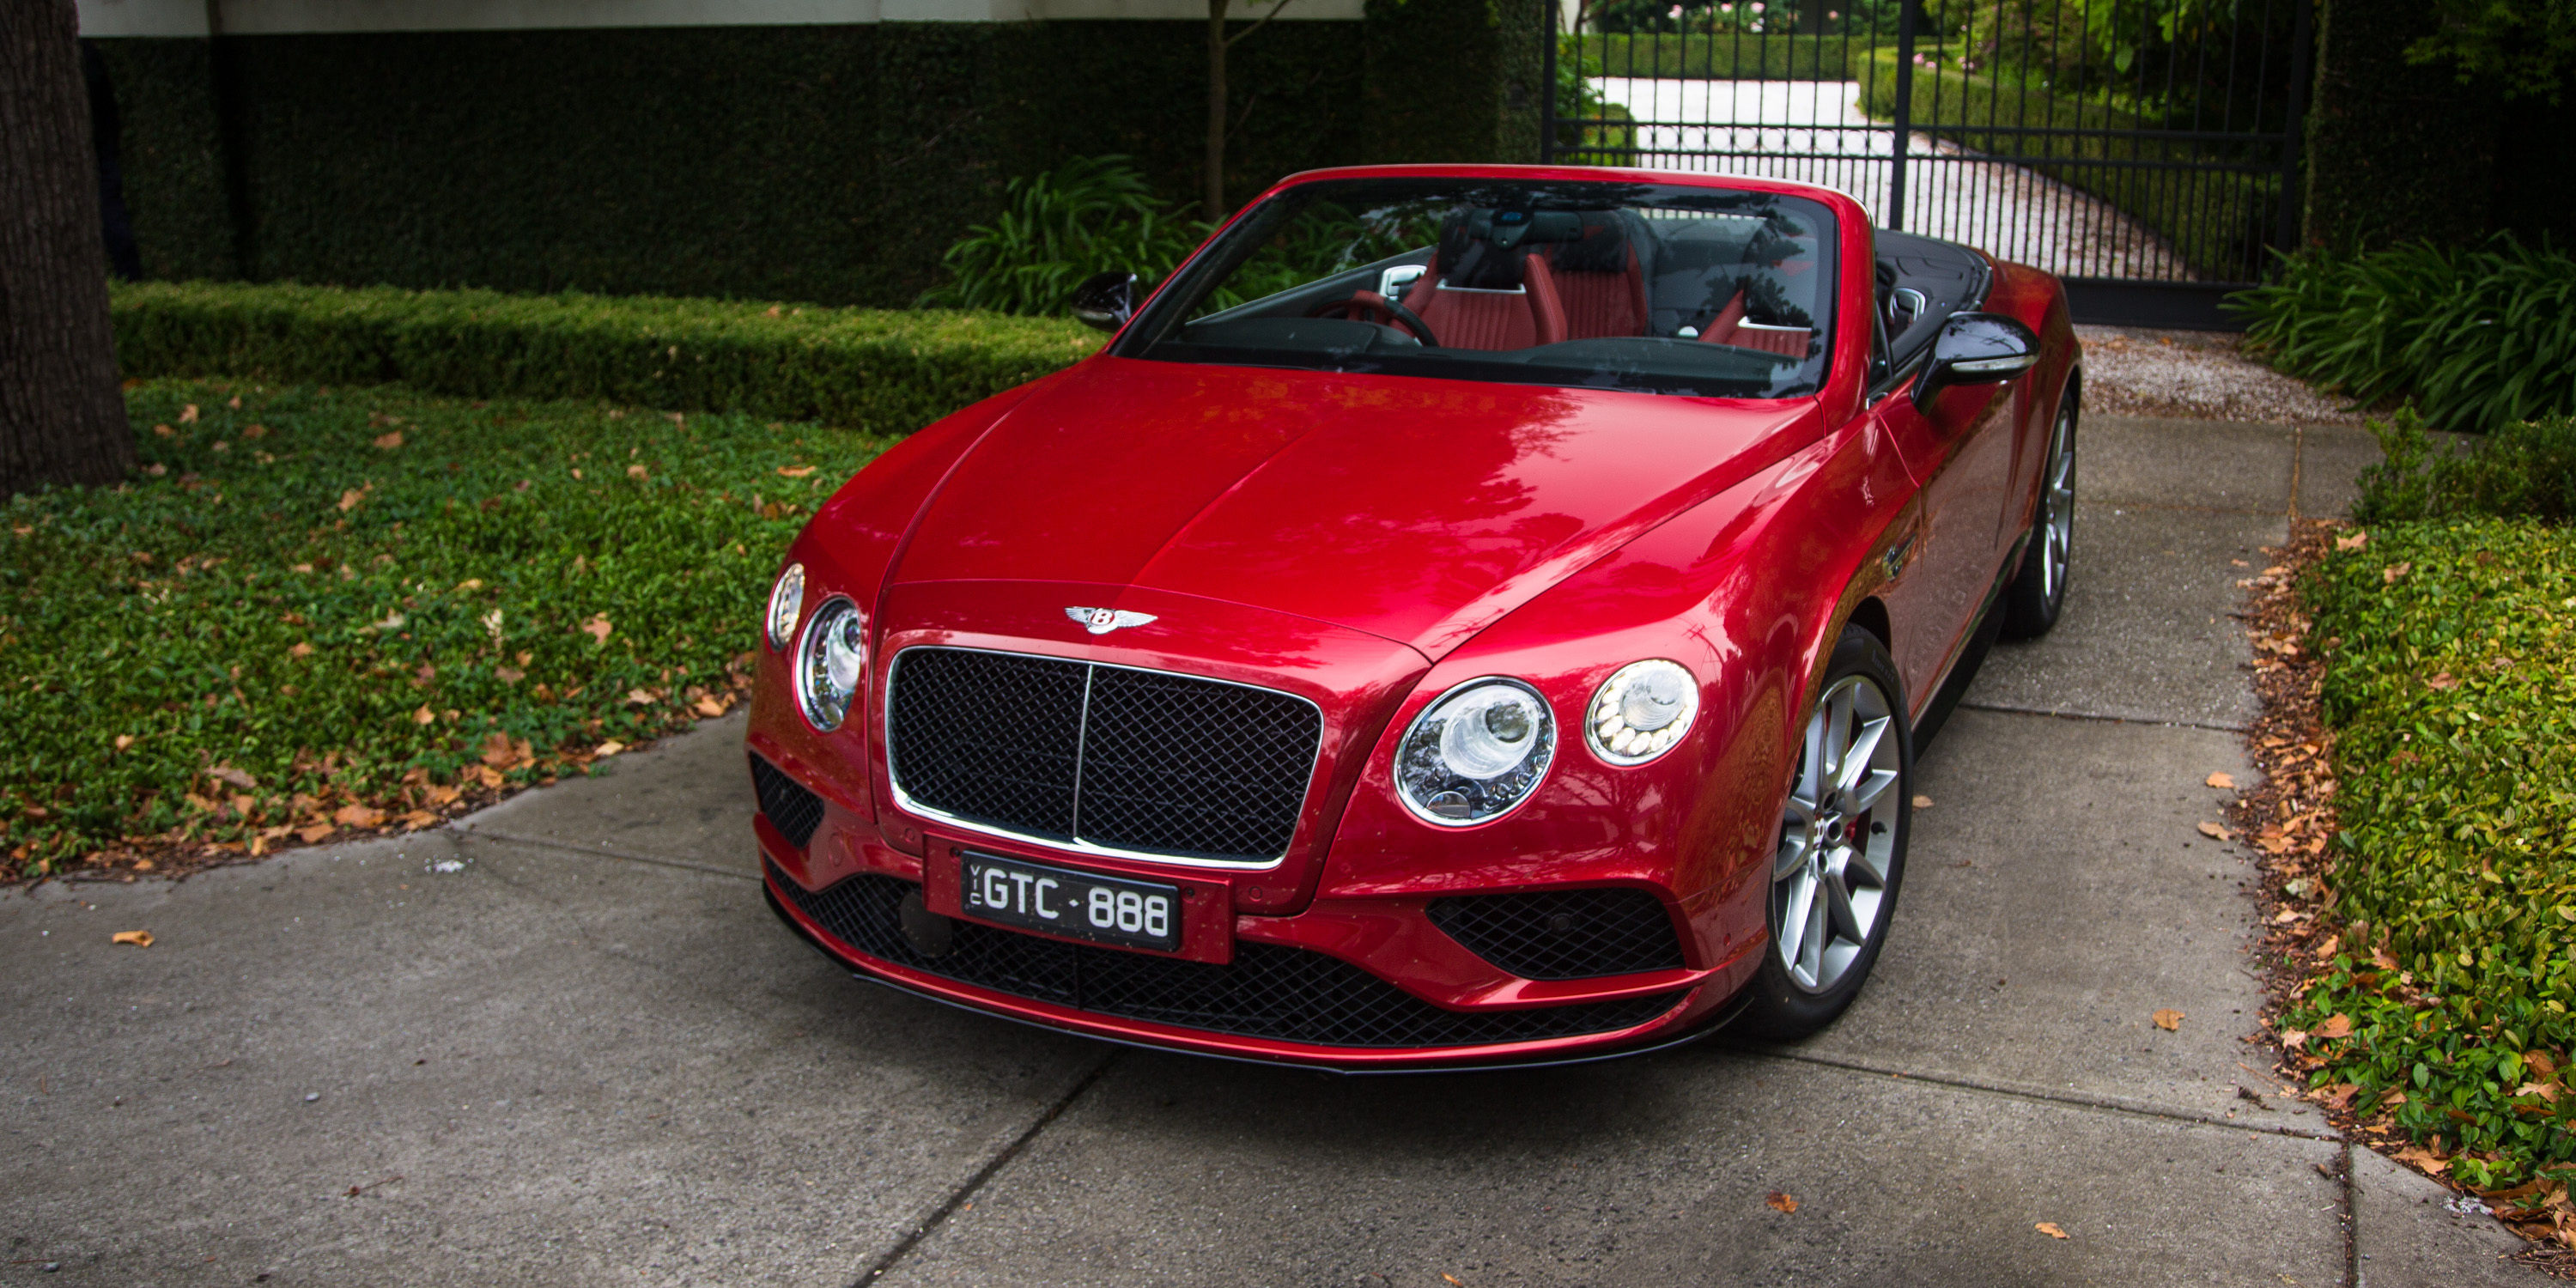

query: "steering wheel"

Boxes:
[1306, 289, 1438, 348]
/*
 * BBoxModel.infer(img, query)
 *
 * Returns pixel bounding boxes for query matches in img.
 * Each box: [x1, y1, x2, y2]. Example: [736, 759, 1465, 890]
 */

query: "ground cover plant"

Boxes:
[2233, 238, 2576, 435]
[111, 280, 1097, 434]
[0, 380, 890, 883]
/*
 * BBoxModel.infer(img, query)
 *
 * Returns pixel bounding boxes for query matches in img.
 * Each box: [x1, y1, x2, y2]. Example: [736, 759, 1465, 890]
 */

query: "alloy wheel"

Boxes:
[2038, 401, 2077, 602]
[1773, 674, 1903, 993]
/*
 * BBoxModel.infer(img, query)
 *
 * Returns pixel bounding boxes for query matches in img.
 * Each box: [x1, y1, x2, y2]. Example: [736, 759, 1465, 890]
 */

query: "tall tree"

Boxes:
[1206, 0, 1298, 219]
[1, 0, 132, 497]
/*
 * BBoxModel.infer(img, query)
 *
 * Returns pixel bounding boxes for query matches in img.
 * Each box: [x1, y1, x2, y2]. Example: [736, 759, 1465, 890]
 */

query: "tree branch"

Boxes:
[1225, 0, 1297, 49]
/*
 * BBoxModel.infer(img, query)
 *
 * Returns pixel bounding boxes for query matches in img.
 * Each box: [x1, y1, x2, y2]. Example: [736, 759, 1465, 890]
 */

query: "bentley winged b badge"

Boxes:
[1066, 606, 1158, 635]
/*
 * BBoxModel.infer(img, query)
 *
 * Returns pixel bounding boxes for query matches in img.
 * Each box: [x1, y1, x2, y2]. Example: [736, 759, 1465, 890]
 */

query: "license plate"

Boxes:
[959, 852, 1182, 953]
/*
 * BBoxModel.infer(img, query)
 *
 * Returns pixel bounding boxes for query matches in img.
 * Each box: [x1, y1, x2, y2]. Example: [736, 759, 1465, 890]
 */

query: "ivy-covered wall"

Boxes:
[91, 5, 1542, 308]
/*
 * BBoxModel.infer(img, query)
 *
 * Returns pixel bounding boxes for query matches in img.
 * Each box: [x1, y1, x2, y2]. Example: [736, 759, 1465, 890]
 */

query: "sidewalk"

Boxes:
[0, 416, 2537, 1285]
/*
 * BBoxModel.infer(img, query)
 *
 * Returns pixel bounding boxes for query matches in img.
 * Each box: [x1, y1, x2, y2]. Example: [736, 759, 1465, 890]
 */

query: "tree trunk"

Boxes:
[1206, 0, 1230, 219]
[0, 0, 132, 498]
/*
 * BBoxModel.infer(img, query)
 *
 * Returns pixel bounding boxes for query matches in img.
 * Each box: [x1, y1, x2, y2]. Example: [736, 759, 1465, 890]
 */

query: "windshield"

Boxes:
[1113, 178, 1839, 399]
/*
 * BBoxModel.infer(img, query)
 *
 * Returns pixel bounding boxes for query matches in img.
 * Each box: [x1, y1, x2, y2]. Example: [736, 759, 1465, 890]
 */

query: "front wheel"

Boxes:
[1735, 625, 1913, 1040]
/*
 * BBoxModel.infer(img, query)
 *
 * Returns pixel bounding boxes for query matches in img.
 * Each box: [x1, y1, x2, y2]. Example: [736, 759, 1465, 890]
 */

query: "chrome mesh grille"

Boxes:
[886, 647, 1321, 863]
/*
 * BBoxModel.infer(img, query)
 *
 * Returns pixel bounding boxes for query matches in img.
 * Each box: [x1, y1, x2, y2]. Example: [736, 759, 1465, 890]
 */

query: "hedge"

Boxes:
[1853, 49, 2279, 281]
[108, 281, 1101, 435]
[1581, 33, 1884, 81]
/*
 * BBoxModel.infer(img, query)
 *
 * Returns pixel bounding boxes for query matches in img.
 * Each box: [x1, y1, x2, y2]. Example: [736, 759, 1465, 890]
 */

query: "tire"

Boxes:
[2001, 389, 2078, 640]
[1735, 625, 1913, 1040]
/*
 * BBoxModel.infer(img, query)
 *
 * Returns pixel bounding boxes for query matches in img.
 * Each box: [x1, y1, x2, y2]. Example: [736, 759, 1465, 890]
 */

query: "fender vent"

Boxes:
[769, 864, 1685, 1049]
[750, 756, 827, 848]
[1427, 888, 1686, 980]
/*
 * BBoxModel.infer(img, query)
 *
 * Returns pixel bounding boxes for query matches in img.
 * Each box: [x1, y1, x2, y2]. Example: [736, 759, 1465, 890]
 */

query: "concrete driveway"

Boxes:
[0, 416, 2539, 1285]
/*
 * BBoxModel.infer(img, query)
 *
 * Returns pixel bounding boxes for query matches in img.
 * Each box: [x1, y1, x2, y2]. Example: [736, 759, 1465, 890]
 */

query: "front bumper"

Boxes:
[762, 848, 1747, 1071]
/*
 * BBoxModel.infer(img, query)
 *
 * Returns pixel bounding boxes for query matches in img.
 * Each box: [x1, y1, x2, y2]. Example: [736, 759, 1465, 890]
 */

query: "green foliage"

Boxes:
[2404, 0, 2576, 103]
[2292, 520, 2576, 1187]
[2235, 239, 2576, 435]
[109, 280, 1097, 437]
[2353, 410, 2576, 524]
[917, 157, 1211, 316]
[0, 381, 890, 878]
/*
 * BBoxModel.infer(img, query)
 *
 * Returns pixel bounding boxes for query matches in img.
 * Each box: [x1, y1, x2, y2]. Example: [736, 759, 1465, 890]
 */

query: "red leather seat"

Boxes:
[1540, 213, 1651, 340]
[1400, 256, 1566, 350]
[1699, 289, 1814, 357]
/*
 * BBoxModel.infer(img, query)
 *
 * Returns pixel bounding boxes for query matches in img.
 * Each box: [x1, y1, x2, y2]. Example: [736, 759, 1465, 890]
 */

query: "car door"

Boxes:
[1869, 298, 2016, 714]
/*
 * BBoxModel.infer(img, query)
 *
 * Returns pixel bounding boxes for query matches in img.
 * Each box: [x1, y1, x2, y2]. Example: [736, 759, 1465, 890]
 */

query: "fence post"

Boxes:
[1539, 0, 1558, 165]
[1888, 0, 1917, 231]
[2273, 0, 2314, 261]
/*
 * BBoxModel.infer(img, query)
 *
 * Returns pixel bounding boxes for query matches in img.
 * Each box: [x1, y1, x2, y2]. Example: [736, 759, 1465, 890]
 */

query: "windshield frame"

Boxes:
[1109, 172, 1848, 401]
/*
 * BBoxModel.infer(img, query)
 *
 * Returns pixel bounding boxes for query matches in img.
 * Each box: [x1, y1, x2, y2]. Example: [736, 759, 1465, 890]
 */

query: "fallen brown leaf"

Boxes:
[333, 804, 386, 829]
[2314, 1013, 2353, 1039]
[112, 733, 135, 750]
[337, 487, 368, 513]
[1911, 794, 1933, 809]
[399, 811, 440, 831]
[2383, 561, 2412, 584]
[373, 431, 404, 450]
[480, 732, 519, 769]
[2205, 771, 2236, 789]
[627, 464, 649, 481]
[471, 764, 506, 788]
[179, 403, 198, 423]
[2335, 531, 2368, 551]
[413, 706, 436, 726]
[776, 465, 817, 478]
[2196, 821, 2231, 840]
[2035, 1221, 2069, 1239]
[692, 696, 726, 718]
[2153, 1008, 2184, 1031]
[581, 615, 611, 644]
[1765, 1191, 1798, 1213]
[111, 930, 154, 947]
[592, 740, 627, 757]
[298, 823, 336, 844]
[2392, 1145, 2449, 1175]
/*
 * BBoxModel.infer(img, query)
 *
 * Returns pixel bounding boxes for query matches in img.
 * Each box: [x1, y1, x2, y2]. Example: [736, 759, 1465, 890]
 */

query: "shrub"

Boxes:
[914, 155, 1211, 317]
[2233, 237, 2576, 434]
[2291, 519, 2576, 1187]
[110, 280, 1099, 436]
[2354, 410, 2576, 524]
[0, 380, 886, 878]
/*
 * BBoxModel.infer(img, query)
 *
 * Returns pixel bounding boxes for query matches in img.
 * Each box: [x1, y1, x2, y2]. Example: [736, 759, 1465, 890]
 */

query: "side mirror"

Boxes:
[1072, 270, 1137, 332]
[1913, 312, 2041, 407]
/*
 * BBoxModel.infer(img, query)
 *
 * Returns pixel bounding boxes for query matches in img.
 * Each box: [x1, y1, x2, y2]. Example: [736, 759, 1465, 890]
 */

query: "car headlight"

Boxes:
[1585, 659, 1698, 765]
[766, 562, 805, 650]
[796, 597, 865, 730]
[1394, 678, 1555, 826]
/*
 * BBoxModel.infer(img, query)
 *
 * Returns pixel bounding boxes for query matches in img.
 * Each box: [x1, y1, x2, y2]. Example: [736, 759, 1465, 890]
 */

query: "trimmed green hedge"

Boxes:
[1854, 49, 2277, 281]
[1583, 33, 1883, 80]
[109, 281, 1100, 435]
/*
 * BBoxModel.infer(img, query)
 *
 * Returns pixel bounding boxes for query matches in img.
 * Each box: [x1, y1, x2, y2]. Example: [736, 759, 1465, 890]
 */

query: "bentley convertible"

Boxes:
[749, 166, 2080, 1069]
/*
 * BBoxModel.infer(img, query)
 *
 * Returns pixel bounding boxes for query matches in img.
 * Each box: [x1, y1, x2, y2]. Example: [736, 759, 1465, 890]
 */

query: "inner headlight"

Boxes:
[1394, 678, 1555, 826]
[1585, 659, 1698, 766]
[796, 598, 865, 730]
[766, 562, 805, 650]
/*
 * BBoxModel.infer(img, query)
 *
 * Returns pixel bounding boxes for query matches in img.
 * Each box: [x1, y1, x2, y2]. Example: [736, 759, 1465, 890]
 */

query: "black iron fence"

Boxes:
[1540, 0, 2313, 326]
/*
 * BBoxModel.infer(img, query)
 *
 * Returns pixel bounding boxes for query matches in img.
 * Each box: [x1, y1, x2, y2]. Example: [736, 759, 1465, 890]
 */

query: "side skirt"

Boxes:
[1910, 530, 2027, 753]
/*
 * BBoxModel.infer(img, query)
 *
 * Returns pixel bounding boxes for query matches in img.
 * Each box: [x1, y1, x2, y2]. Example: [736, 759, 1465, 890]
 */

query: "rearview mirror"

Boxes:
[1072, 270, 1138, 332]
[1914, 313, 2041, 407]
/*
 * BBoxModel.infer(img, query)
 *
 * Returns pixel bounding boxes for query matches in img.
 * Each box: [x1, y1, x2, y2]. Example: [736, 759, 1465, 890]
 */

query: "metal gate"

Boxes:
[1538, 0, 2313, 327]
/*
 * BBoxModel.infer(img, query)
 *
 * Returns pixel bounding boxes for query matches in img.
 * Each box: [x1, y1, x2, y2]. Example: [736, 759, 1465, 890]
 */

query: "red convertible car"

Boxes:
[750, 165, 2080, 1069]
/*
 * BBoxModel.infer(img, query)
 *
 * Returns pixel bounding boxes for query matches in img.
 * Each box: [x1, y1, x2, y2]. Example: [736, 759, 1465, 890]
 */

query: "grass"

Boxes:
[2234, 239, 2576, 436]
[2288, 519, 2576, 1188]
[0, 380, 890, 881]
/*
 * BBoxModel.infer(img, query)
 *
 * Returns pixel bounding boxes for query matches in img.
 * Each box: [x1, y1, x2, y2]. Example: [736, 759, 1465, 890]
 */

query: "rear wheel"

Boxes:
[2002, 391, 2077, 639]
[1735, 626, 1912, 1040]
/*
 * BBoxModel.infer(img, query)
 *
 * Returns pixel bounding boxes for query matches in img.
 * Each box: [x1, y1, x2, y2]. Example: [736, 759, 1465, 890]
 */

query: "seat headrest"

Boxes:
[1435, 209, 1587, 289]
[1549, 211, 1644, 275]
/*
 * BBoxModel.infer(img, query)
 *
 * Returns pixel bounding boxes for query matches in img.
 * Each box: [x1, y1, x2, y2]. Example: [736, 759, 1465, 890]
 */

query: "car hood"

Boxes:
[886, 356, 1820, 658]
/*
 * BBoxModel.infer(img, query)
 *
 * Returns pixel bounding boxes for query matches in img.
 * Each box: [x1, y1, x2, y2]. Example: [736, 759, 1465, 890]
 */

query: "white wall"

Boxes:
[76, 0, 1364, 37]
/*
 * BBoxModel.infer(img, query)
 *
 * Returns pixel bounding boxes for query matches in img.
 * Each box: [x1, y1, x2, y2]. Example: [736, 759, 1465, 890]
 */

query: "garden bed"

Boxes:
[0, 380, 890, 884]
[2239, 513, 2576, 1269]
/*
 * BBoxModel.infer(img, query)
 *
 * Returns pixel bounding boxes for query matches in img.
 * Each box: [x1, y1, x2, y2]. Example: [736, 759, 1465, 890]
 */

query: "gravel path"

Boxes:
[2075, 325, 2365, 425]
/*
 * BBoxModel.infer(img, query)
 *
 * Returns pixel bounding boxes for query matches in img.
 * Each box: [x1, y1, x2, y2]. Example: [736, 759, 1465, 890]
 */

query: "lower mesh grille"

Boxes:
[1427, 888, 1686, 980]
[750, 756, 827, 848]
[769, 863, 1686, 1048]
